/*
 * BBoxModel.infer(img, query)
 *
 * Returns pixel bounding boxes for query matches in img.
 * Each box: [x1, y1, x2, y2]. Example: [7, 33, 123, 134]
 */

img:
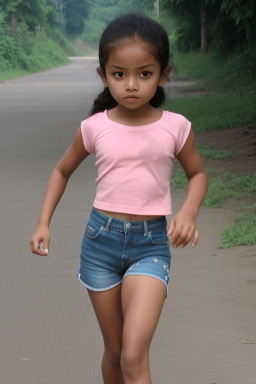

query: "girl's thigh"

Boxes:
[88, 285, 123, 356]
[121, 275, 166, 353]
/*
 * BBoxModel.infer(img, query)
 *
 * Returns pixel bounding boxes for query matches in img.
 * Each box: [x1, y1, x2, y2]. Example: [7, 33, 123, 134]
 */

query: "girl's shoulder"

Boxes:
[161, 111, 191, 154]
[82, 110, 106, 126]
[162, 110, 191, 126]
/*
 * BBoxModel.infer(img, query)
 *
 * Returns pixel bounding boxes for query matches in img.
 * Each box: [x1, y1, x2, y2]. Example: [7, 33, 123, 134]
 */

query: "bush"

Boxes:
[0, 16, 70, 79]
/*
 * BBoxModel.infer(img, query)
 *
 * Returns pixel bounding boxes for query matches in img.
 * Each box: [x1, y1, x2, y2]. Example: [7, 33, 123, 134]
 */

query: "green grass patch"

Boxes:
[171, 168, 256, 247]
[0, 22, 79, 81]
[171, 170, 256, 209]
[201, 172, 256, 208]
[223, 173, 256, 193]
[203, 177, 238, 208]
[164, 92, 256, 132]
[197, 143, 233, 159]
[166, 50, 256, 132]
[218, 205, 256, 248]
[171, 168, 187, 189]
[0, 34, 70, 81]
[171, 50, 256, 93]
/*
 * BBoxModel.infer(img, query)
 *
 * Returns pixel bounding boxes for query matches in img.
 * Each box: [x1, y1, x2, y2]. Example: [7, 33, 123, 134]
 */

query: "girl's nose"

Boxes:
[125, 77, 138, 91]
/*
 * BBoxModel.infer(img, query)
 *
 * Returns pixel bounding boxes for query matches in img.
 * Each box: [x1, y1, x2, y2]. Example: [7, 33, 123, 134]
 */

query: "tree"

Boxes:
[63, 0, 89, 36]
[0, 0, 51, 34]
[16, 0, 49, 30]
[0, 0, 21, 36]
[209, 0, 256, 49]
[161, 0, 256, 54]
[201, 0, 208, 53]
[119, 0, 154, 12]
[0, 0, 21, 15]
[161, 0, 201, 51]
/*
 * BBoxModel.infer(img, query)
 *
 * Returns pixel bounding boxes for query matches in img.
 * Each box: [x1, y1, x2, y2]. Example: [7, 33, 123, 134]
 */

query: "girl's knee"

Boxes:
[104, 345, 122, 367]
[120, 347, 148, 378]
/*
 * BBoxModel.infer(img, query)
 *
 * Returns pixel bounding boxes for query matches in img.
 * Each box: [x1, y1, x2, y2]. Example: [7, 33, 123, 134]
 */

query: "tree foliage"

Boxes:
[63, 0, 89, 36]
[0, 0, 88, 74]
[81, 0, 157, 46]
[0, 0, 90, 36]
[161, 0, 256, 55]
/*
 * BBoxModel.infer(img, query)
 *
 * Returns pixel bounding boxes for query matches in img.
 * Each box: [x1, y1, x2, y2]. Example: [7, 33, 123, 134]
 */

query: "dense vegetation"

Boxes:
[81, 0, 154, 48]
[0, 0, 89, 78]
[1, 0, 255, 81]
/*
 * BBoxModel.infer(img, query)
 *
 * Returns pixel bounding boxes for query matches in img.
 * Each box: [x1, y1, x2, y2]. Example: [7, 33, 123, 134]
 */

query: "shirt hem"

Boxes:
[93, 201, 172, 216]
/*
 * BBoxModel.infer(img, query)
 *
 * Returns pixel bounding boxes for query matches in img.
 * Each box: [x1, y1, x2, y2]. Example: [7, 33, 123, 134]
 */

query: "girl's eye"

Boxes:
[114, 72, 124, 79]
[140, 71, 151, 78]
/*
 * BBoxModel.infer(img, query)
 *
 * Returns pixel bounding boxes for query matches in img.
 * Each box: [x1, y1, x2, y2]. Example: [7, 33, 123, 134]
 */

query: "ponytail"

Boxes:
[150, 86, 166, 108]
[88, 88, 117, 117]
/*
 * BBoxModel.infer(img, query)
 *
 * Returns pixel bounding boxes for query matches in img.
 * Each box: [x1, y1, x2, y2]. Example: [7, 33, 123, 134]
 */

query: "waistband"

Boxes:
[90, 207, 167, 236]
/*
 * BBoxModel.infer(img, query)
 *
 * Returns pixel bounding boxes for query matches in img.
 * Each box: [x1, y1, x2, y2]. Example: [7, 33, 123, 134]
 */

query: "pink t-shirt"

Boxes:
[81, 110, 191, 215]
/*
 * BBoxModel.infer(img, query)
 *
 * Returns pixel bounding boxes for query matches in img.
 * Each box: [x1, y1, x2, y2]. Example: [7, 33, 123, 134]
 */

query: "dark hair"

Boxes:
[89, 13, 170, 116]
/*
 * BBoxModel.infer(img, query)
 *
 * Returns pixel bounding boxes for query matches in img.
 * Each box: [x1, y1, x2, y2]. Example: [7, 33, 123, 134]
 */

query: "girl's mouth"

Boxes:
[125, 95, 139, 102]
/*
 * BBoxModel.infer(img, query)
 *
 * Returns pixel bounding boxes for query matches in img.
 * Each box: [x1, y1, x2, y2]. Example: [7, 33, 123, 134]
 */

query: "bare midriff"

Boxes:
[96, 208, 163, 222]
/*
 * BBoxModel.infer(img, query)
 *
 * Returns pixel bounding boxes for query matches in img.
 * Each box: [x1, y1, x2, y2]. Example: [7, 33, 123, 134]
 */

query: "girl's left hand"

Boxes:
[167, 208, 199, 248]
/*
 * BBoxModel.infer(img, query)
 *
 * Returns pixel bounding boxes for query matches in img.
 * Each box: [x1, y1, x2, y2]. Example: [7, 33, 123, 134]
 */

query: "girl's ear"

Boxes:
[158, 66, 172, 87]
[97, 67, 108, 87]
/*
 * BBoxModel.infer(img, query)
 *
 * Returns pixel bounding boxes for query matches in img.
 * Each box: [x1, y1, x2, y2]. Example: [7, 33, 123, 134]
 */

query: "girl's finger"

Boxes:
[167, 220, 175, 237]
[180, 227, 195, 248]
[170, 225, 184, 248]
[30, 238, 39, 254]
[42, 240, 49, 255]
[173, 225, 192, 248]
[191, 228, 199, 247]
[38, 240, 49, 256]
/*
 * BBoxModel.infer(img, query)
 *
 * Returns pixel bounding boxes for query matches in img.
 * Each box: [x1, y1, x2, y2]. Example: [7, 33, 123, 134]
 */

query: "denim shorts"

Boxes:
[78, 208, 171, 293]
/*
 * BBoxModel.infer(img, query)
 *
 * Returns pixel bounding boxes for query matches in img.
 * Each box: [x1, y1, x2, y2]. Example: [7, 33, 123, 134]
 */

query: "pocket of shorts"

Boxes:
[84, 219, 103, 240]
[149, 228, 169, 245]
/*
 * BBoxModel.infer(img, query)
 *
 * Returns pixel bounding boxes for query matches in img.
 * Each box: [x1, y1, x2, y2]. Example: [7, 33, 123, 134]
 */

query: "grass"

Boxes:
[197, 143, 233, 159]
[0, 39, 70, 81]
[0, 28, 81, 82]
[164, 92, 256, 132]
[171, 166, 256, 247]
[218, 205, 256, 248]
[171, 169, 256, 209]
[165, 50, 256, 132]
[171, 50, 256, 93]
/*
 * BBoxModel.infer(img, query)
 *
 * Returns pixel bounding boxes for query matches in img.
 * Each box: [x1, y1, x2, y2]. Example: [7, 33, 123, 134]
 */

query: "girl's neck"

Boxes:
[107, 104, 162, 127]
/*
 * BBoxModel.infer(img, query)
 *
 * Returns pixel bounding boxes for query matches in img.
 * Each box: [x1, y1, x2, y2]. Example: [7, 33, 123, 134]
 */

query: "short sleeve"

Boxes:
[174, 114, 191, 156]
[80, 118, 94, 153]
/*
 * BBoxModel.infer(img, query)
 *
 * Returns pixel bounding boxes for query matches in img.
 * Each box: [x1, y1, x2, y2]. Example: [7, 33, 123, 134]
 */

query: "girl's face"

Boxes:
[98, 39, 170, 112]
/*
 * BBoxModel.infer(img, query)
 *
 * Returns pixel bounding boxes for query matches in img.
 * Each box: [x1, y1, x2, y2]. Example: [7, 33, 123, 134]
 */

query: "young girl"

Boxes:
[30, 13, 208, 384]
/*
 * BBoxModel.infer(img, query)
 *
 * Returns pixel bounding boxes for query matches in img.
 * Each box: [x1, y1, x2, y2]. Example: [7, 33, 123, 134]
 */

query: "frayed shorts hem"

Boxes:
[77, 272, 168, 295]
[77, 272, 122, 292]
[123, 272, 168, 295]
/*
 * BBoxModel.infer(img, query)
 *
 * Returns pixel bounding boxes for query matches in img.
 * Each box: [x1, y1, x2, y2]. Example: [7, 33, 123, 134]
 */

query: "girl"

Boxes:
[30, 13, 208, 384]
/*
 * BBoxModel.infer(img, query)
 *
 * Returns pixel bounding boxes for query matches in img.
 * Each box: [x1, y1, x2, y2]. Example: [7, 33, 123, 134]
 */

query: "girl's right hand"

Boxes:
[30, 224, 50, 256]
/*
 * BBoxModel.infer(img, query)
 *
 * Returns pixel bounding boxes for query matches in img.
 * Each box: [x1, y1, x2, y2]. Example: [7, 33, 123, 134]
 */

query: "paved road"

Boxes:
[1, 58, 255, 384]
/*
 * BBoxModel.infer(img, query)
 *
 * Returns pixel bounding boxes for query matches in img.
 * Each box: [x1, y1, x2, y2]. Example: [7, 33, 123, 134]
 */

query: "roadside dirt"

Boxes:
[171, 78, 256, 213]
[196, 124, 256, 176]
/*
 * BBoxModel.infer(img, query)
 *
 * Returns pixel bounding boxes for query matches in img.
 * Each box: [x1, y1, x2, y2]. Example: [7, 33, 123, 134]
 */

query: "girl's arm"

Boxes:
[30, 127, 89, 256]
[168, 129, 208, 248]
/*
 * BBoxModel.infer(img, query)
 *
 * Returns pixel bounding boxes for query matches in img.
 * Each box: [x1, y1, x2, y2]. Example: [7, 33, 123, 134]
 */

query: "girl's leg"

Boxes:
[121, 276, 166, 384]
[88, 285, 125, 384]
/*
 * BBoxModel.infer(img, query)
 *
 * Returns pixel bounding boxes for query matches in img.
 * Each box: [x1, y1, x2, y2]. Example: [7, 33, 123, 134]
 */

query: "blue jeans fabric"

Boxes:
[78, 208, 171, 293]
